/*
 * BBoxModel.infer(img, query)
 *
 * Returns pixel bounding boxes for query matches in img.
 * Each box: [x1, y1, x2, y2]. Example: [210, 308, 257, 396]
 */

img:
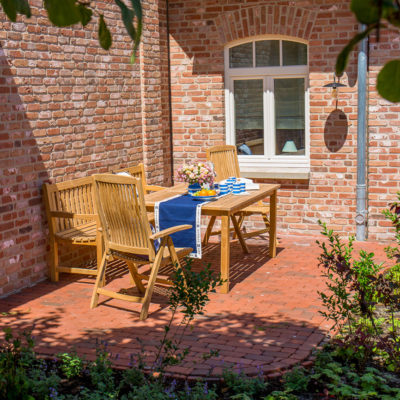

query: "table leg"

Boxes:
[269, 191, 277, 258]
[220, 215, 230, 293]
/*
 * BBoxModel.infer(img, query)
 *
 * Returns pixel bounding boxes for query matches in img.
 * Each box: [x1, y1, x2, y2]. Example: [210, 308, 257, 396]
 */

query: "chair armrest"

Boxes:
[145, 185, 166, 193]
[49, 211, 97, 220]
[149, 224, 192, 240]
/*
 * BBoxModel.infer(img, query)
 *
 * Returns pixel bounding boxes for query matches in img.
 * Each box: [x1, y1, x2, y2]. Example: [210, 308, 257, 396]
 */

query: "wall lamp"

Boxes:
[324, 74, 346, 101]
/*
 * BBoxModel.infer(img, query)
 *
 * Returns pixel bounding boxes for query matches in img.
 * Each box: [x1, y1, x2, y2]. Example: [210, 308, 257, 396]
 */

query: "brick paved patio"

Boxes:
[0, 235, 390, 379]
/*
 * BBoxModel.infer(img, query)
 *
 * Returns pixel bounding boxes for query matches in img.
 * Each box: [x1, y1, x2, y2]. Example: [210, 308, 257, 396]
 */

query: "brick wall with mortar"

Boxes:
[0, 0, 167, 297]
[167, 0, 400, 241]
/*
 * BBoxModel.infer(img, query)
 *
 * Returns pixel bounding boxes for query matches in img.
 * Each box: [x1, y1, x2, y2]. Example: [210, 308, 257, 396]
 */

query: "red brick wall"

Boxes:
[0, 0, 167, 297]
[167, 0, 400, 240]
[367, 31, 400, 241]
[1, 0, 399, 298]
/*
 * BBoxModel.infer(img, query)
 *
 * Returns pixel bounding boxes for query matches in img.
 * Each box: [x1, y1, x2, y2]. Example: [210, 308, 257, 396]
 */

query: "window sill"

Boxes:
[239, 165, 310, 180]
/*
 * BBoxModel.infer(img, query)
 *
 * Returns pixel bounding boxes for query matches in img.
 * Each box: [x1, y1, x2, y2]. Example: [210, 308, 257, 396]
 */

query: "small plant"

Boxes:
[57, 352, 83, 379]
[222, 367, 267, 399]
[0, 327, 61, 400]
[316, 222, 356, 332]
[317, 192, 400, 373]
[151, 260, 224, 374]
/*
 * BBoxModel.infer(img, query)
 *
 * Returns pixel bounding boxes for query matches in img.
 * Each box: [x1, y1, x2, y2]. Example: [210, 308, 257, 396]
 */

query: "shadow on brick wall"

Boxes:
[0, 45, 50, 296]
[324, 109, 348, 153]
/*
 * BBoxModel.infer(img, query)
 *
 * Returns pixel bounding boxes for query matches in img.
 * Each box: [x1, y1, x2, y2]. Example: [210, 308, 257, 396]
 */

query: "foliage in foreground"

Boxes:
[2, 328, 400, 399]
[316, 192, 400, 374]
[338, 0, 400, 102]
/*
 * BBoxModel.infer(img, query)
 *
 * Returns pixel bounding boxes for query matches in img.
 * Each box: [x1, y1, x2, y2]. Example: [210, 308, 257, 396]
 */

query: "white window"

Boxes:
[225, 38, 310, 179]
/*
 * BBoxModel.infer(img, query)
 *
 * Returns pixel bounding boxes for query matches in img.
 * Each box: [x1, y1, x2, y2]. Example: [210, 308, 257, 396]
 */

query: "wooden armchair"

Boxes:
[114, 163, 166, 194]
[43, 177, 102, 282]
[203, 145, 272, 244]
[114, 163, 165, 224]
[90, 174, 192, 320]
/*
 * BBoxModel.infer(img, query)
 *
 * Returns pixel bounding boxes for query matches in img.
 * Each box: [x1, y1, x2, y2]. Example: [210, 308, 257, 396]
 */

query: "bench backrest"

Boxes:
[43, 176, 96, 234]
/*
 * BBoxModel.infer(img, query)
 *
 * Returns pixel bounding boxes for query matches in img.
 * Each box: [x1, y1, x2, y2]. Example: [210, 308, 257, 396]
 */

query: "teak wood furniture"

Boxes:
[114, 163, 166, 194]
[43, 177, 102, 282]
[43, 164, 165, 282]
[145, 183, 280, 293]
[91, 174, 193, 320]
[114, 163, 166, 224]
[206, 145, 274, 243]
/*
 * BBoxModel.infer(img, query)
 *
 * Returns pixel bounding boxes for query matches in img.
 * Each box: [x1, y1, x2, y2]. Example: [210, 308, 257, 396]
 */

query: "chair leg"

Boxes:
[90, 252, 108, 309]
[140, 239, 167, 321]
[202, 216, 216, 246]
[230, 215, 249, 254]
[232, 214, 245, 240]
[167, 237, 188, 289]
[127, 261, 146, 294]
[96, 238, 105, 286]
[50, 241, 59, 282]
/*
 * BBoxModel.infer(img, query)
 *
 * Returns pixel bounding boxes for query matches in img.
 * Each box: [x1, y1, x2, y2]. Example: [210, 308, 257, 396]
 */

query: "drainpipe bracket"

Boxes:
[355, 210, 368, 225]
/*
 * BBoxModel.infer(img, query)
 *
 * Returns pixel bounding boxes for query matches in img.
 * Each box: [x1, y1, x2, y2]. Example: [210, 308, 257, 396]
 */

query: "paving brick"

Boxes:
[0, 235, 390, 378]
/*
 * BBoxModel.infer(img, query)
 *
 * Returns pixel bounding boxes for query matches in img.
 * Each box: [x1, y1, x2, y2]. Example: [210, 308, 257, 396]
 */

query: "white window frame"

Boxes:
[224, 36, 310, 179]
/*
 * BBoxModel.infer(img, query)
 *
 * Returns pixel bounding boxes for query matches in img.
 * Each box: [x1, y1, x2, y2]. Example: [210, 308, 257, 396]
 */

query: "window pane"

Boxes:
[234, 79, 264, 155]
[282, 41, 307, 66]
[255, 40, 279, 67]
[229, 43, 253, 68]
[274, 78, 305, 156]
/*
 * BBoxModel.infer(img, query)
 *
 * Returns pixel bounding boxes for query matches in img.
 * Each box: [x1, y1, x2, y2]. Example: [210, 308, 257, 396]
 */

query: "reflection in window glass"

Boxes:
[234, 80, 264, 155]
[229, 43, 253, 68]
[255, 40, 279, 67]
[282, 41, 307, 65]
[274, 78, 305, 156]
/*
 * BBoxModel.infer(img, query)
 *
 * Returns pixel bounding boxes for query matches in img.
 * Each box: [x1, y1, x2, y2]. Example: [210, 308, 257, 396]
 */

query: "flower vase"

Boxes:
[188, 182, 201, 195]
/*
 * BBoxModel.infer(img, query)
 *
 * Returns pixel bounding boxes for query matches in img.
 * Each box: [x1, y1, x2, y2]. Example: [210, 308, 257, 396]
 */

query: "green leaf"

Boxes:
[386, 9, 400, 28]
[129, 0, 142, 20]
[377, 59, 400, 102]
[15, 0, 31, 18]
[336, 25, 375, 77]
[77, 3, 92, 27]
[44, 0, 81, 27]
[129, 0, 142, 61]
[113, 0, 142, 63]
[114, 0, 136, 40]
[98, 14, 112, 50]
[351, 0, 381, 24]
[0, 0, 17, 21]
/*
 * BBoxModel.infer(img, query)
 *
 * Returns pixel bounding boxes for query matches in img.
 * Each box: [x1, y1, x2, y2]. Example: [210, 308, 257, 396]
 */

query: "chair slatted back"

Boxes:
[93, 174, 153, 258]
[114, 163, 147, 187]
[206, 145, 241, 181]
[44, 177, 95, 233]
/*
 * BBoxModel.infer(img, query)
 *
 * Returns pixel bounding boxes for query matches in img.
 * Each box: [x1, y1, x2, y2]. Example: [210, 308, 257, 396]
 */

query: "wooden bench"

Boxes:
[43, 177, 102, 282]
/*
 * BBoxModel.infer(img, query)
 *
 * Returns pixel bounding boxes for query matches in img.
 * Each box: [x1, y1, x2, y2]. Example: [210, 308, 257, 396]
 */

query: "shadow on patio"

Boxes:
[0, 234, 390, 379]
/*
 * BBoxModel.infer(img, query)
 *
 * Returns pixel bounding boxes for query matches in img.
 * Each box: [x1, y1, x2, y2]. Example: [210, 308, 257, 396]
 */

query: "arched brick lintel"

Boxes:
[214, 5, 318, 46]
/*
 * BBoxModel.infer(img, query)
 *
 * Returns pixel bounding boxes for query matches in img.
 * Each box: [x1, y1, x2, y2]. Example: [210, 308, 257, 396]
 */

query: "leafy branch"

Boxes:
[337, 0, 400, 102]
[0, 0, 142, 61]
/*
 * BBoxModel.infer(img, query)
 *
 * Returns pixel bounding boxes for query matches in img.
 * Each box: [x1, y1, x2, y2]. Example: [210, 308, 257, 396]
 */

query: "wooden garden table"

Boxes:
[145, 183, 280, 293]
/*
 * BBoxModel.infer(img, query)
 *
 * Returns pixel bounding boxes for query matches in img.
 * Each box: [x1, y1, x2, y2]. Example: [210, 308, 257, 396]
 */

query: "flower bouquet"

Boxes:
[176, 161, 216, 189]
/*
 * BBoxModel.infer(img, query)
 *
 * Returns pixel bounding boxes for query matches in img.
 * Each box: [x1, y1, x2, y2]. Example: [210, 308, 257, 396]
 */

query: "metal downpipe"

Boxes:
[356, 25, 368, 241]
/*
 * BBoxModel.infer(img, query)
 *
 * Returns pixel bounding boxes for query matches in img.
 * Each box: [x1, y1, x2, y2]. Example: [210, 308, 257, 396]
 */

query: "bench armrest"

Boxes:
[49, 211, 97, 220]
[149, 224, 192, 240]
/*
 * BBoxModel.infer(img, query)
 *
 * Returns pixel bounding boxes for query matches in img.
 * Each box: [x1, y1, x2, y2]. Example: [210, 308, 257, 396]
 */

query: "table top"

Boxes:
[145, 183, 280, 216]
